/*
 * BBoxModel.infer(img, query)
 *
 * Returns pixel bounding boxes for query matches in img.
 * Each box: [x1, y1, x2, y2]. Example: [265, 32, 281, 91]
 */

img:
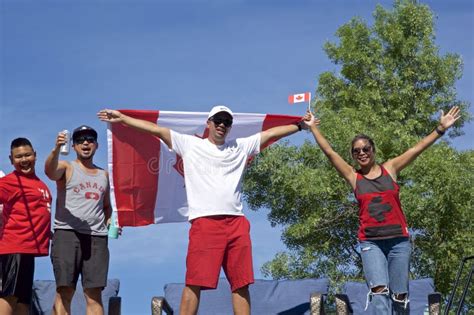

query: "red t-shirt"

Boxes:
[0, 171, 52, 256]
[354, 165, 409, 241]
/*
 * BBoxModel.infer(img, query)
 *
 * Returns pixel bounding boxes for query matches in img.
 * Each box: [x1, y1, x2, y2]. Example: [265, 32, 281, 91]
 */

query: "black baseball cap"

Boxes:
[72, 125, 98, 141]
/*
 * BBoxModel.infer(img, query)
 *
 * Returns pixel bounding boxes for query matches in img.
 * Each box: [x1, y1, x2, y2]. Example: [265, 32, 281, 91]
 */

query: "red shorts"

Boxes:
[185, 215, 254, 292]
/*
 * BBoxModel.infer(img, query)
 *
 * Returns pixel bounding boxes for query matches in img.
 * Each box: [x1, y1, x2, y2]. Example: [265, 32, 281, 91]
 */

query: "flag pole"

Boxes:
[308, 92, 312, 114]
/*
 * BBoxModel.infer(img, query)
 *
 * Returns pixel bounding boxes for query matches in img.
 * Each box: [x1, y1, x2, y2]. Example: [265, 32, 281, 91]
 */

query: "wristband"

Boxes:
[435, 127, 445, 136]
[296, 122, 303, 131]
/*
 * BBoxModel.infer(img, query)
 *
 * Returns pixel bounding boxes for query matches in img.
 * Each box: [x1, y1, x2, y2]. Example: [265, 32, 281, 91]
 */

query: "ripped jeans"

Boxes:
[360, 237, 411, 315]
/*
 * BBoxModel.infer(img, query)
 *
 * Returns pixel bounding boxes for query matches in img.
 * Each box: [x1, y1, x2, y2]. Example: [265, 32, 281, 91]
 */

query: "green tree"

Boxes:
[243, 0, 473, 303]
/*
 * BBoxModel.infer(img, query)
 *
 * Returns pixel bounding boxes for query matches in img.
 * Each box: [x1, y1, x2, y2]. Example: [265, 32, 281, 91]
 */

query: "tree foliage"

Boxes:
[243, 0, 473, 302]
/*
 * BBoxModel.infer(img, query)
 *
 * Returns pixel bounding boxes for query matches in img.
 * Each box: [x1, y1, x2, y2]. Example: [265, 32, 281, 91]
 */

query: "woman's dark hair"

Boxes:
[351, 134, 375, 153]
[10, 137, 33, 150]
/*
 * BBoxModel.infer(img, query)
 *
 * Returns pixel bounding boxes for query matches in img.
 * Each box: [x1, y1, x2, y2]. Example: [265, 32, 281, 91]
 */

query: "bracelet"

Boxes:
[435, 127, 445, 136]
[296, 122, 303, 131]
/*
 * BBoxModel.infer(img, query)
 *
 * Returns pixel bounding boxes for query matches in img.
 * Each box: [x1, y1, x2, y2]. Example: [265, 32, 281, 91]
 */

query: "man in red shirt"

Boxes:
[0, 138, 52, 315]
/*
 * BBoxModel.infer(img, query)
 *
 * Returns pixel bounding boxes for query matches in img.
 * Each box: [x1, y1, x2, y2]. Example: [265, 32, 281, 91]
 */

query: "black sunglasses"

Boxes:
[74, 135, 97, 144]
[351, 145, 372, 155]
[210, 117, 233, 128]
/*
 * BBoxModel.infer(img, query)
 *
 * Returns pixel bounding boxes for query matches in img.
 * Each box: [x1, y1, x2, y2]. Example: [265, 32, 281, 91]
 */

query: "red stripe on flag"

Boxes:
[112, 110, 160, 226]
[304, 92, 310, 102]
[261, 114, 302, 150]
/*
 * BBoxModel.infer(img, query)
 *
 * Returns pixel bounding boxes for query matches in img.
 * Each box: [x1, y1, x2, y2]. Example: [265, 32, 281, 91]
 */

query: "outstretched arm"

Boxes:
[384, 106, 461, 177]
[44, 131, 70, 181]
[260, 123, 301, 148]
[305, 111, 357, 189]
[97, 109, 172, 149]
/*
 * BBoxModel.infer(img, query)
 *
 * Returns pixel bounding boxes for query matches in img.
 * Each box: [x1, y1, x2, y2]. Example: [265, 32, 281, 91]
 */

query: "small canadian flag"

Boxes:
[288, 92, 311, 104]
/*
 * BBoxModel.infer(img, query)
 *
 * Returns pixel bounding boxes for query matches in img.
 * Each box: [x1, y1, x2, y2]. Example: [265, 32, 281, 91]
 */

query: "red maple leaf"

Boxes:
[85, 192, 100, 200]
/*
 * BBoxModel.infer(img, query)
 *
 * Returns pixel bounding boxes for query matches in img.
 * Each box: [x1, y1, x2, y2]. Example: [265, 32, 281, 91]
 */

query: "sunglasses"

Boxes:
[210, 118, 233, 128]
[74, 135, 97, 144]
[351, 145, 372, 155]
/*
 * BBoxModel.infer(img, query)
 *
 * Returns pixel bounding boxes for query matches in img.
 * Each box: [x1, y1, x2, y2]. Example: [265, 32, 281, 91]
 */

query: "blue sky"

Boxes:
[1, 0, 472, 314]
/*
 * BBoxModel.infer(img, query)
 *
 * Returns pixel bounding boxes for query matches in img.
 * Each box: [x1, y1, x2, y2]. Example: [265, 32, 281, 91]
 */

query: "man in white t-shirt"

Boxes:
[98, 105, 306, 315]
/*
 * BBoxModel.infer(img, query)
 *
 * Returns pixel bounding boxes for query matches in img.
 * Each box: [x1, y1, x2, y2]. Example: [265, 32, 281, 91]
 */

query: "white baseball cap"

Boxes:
[208, 105, 233, 119]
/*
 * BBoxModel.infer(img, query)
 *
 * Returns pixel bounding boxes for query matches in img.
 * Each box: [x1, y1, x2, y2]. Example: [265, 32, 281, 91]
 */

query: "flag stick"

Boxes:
[308, 92, 312, 114]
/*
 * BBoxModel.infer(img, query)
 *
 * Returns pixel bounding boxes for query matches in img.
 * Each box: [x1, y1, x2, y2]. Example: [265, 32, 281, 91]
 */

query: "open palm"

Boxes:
[97, 109, 122, 123]
[440, 106, 461, 129]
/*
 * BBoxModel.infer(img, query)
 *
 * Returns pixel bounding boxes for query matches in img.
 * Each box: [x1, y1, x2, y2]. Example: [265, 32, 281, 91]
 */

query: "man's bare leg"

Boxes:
[14, 302, 29, 315]
[179, 285, 201, 315]
[53, 286, 75, 315]
[232, 285, 250, 315]
[0, 296, 16, 315]
[84, 287, 104, 315]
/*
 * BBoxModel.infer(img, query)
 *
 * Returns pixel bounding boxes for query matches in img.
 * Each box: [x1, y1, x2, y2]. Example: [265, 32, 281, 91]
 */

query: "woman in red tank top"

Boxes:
[303, 106, 460, 314]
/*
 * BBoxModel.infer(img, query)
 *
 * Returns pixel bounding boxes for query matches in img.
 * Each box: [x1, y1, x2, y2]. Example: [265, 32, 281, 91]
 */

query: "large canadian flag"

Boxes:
[107, 110, 301, 226]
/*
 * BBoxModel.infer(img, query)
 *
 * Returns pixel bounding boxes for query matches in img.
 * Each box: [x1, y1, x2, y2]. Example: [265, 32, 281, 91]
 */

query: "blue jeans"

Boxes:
[360, 237, 411, 315]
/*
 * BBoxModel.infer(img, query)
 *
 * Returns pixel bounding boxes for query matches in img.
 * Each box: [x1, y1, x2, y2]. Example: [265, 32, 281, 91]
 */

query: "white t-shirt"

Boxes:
[170, 130, 261, 221]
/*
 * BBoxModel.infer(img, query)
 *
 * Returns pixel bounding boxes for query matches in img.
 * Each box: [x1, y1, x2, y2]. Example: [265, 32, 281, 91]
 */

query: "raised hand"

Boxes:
[97, 109, 123, 123]
[302, 110, 321, 129]
[439, 106, 461, 131]
[55, 131, 69, 149]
